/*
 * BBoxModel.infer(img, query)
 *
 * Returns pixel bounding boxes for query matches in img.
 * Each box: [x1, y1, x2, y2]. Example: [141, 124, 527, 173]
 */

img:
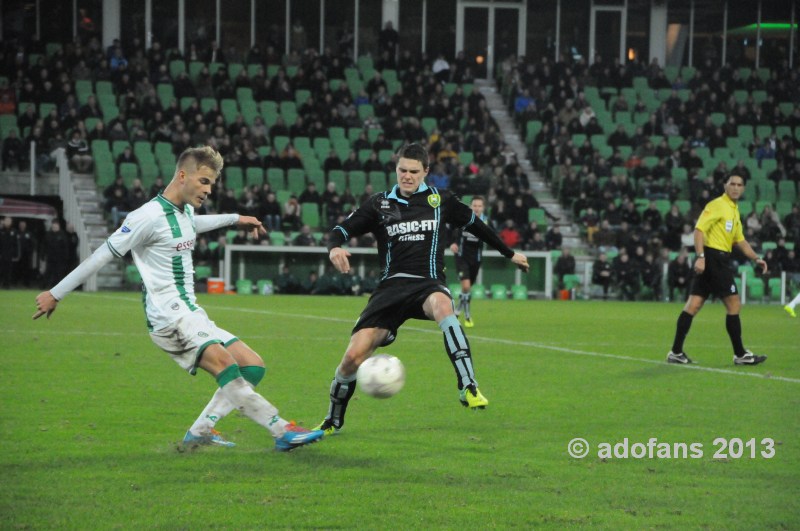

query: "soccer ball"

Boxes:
[357, 354, 406, 398]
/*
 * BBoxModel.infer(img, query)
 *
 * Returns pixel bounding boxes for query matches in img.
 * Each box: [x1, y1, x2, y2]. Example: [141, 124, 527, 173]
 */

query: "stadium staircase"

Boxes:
[73, 172, 122, 289]
[476, 79, 593, 276]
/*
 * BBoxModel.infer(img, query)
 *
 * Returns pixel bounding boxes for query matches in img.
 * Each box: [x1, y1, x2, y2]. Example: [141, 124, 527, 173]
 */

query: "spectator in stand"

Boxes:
[67, 129, 93, 173]
[323, 150, 343, 175]
[217, 188, 238, 214]
[43, 219, 70, 288]
[0, 217, 19, 289]
[613, 250, 640, 301]
[499, 219, 522, 248]
[553, 247, 576, 289]
[2, 129, 24, 171]
[592, 252, 613, 299]
[261, 191, 282, 231]
[544, 225, 563, 250]
[293, 224, 317, 247]
[639, 251, 663, 300]
[299, 182, 323, 216]
[667, 249, 692, 302]
[283, 195, 302, 231]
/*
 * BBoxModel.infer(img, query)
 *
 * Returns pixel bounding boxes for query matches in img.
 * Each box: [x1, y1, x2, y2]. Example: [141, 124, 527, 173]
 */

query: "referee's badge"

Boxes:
[725, 220, 733, 232]
[427, 194, 441, 208]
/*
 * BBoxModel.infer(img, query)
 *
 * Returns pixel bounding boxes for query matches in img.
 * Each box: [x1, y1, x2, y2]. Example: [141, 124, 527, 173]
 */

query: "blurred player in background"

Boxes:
[450, 195, 487, 327]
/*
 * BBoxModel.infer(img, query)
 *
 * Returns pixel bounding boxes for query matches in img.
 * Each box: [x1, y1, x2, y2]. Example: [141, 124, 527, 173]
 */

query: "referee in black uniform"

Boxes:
[450, 195, 487, 328]
[314, 144, 529, 435]
[667, 174, 767, 366]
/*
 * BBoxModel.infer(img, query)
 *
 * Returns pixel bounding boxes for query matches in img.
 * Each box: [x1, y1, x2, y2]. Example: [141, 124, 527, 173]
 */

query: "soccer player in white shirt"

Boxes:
[33, 146, 324, 451]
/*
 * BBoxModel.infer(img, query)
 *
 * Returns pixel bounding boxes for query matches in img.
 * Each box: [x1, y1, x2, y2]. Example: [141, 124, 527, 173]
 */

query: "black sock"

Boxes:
[726, 314, 746, 357]
[324, 369, 357, 429]
[671, 311, 694, 353]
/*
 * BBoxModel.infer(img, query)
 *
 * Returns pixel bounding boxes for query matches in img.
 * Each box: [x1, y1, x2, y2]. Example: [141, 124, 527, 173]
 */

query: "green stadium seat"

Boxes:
[195, 265, 212, 280]
[245, 167, 264, 187]
[511, 284, 528, 300]
[562, 274, 581, 291]
[236, 279, 253, 295]
[348, 170, 366, 192]
[287, 168, 307, 195]
[256, 279, 274, 295]
[768, 278, 784, 301]
[266, 167, 286, 190]
[224, 166, 244, 192]
[269, 231, 286, 246]
[490, 284, 507, 300]
[125, 265, 142, 286]
[119, 162, 139, 185]
[745, 276, 764, 300]
[471, 284, 486, 299]
[300, 202, 321, 228]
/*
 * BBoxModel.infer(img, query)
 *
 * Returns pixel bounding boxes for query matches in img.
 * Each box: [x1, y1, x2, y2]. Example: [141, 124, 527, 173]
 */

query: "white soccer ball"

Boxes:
[357, 354, 406, 398]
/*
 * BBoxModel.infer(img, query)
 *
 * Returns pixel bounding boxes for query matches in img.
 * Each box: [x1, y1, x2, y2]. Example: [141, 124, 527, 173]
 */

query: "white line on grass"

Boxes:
[85, 294, 800, 385]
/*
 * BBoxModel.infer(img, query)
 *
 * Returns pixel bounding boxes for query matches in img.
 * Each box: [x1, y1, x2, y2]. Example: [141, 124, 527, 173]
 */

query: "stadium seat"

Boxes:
[125, 264, 142, 286]
[448, 283, 461, 297]
[745, 277, 764, 300]
[562, 274, 581, 291]
[224, 167, 244, 193]
[471, 284, 486, 299]
[195, 265, 212, 280]
[490, 284, 508, 300]
[266, 168, 286, 190]
[768, 278, 784, 301]
[301, 202, 321, 228]
[256, 279, 274, 295]
[269, 231, 286, 246]
[511, 284, 528, 300]
[245, 167, 264, 187]
[236, 279, 253, 294]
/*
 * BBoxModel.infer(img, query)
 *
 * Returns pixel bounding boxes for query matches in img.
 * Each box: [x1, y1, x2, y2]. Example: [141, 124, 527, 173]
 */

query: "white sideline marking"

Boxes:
[77, 294, 800, 385]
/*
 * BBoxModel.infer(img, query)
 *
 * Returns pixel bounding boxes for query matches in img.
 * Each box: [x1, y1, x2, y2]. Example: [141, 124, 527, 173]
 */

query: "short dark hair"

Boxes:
[471, 195, 486, 204]
[727, 173, 746, 185]
[396, 143, 429, 169]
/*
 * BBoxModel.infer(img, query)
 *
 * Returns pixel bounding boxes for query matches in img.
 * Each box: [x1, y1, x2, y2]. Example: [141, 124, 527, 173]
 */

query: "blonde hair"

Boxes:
[175, 146, 224, 177]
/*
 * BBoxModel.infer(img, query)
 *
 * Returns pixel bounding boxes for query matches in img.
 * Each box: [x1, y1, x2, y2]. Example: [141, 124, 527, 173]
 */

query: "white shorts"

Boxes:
[149, 308, 238, 374]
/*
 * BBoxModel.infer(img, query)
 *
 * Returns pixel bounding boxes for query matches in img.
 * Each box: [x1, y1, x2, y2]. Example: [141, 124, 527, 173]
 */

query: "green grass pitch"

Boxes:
[2, 290, 798, 528]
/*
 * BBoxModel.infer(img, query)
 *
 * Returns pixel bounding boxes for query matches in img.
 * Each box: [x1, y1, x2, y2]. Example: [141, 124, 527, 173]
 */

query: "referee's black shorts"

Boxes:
[455, 254, 481, 284]
[352, 276, 452, 346]
[689, 247, 738, 300]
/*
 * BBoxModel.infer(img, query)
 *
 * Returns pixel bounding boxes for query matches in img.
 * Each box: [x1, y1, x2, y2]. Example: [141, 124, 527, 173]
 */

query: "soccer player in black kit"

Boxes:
[449, 196, 487, 328]
[314, 144, 529, 435]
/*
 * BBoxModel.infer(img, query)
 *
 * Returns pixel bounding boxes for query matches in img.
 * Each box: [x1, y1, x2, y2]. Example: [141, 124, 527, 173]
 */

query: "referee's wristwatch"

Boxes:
[697, 253, 705, 259]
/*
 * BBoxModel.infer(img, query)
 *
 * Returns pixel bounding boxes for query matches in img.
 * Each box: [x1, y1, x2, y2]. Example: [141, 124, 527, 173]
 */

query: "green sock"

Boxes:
[240, 365, 266, 387]
[216, 364, 242, 388]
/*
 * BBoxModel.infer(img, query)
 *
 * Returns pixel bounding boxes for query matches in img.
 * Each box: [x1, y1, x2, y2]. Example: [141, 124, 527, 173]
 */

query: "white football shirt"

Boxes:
[106, 195, 237, 331]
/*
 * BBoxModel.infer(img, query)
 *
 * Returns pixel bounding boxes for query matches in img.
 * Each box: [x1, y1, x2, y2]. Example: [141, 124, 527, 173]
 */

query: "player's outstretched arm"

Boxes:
[511, 252, 529, 273]
[329, 247, 352, 274]
[33, 291, 58, 320]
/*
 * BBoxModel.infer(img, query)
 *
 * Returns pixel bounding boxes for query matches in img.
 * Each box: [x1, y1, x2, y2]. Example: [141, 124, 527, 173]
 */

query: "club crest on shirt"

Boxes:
[427, 193, 441, 208]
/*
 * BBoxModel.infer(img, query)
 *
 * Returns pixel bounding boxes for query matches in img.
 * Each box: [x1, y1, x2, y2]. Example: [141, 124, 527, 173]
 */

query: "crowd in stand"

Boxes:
[0, 31, 563, 268]
[6, 28, 800, 298]
[502, 50, 800, 299]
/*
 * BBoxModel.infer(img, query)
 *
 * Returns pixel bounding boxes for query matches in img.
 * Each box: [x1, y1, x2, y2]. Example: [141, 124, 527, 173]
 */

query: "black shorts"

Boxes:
[352, 277, 452, 346]
[455, 255, 482, 284]
[689, 247, 738, 300]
